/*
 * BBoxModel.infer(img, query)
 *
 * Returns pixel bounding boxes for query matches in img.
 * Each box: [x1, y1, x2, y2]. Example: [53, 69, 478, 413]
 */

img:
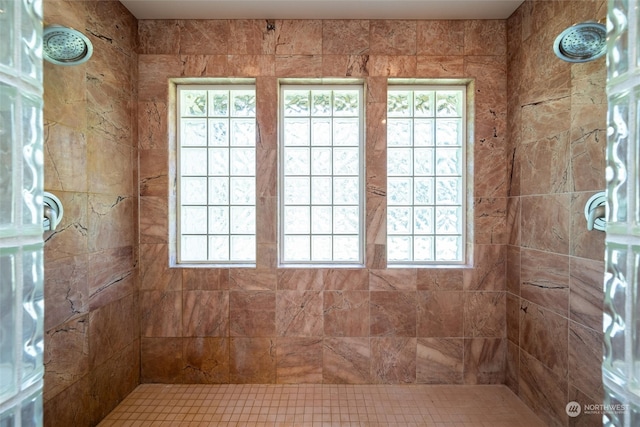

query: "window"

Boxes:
[279, 84, 365, 264]
[387, 85, 467, 264]
[177, 85, 256, 264]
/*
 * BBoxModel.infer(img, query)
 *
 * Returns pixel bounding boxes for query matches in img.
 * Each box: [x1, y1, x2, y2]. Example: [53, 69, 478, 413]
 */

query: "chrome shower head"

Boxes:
[553, 21, 607, 63]
[43, 25, 93, 66]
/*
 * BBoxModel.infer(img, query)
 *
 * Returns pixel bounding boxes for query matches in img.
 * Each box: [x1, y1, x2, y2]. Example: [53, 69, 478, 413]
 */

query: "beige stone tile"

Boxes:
[227, 54, 274, 77]
[229, 291, 276, 337]
[568, 322, 603, 402]
[44, 254, 89, 330]
[417, 269, 464, 291]
[230, 338, 276, 383]
[139, 196, 168, 244]
[464, 20, 506, 56]
[138, 102, 168, 150]
[276, 337, 323, 383]
[370, 291, 417, 337]
[322, 20, 369, 55]
[138, 55, 182, 102]
[520, 249, 569, 316]
[370, 269, 417, 291]
[277, 269, 325, 291]
[323, 337, 371, 384]
[463, 338, 506, 384]
[276, 291, 323, 337]
[274, 20, 322, 55]
[229, 268, 276, 290]
[89, 294, 138, 368]
[182, 268, 229, 291]
[417, 291, 463, 337]
[416, 338, 463, 384]
[183, 290, 229, 337]
[464, 292, 505, 337]
[44, 123, 87, 192]
[521, 194, 570, 254]
[368, 55, 417, 77]
[180, 54, 229, 77]
[275, 54, 323, 77]
[416, 55, 464, 77]
[506, 293, 520, 344]
[417, 21, 464, 56]
[506, 245, 521, 295]
[140, 290, 182, 337]
[139, 244, 181, 291]
[140, 337, 184, 383]
[322, 54, 370, 77]
[229, 20, 276, 54]
[370, 20, 416, 55]
[474, 198, 507, 244]
[178, 20, 229, 55]
[325, 269, 369, 290]
[370, 337, 416, 383]
[138, 20, 180, 54]
[463, 244, 506, 291]
[43, 192, 88, 262]
[183, 337, 230, 383]
[324, 291, 369, 337]
[569, 256, 604, 331]
[139, 149, 168, 197]
[88, 194, 135, 250]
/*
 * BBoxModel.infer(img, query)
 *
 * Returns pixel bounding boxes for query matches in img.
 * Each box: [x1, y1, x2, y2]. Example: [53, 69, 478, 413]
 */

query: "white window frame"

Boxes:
[176, 83, 257, 266]
[278, 82, 366, 266]
[386, 84, 468, 266]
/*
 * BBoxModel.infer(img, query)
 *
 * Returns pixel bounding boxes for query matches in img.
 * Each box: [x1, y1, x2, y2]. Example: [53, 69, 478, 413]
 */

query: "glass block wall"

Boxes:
[603, 0, 640, 425]
[0, 0, 44, 426]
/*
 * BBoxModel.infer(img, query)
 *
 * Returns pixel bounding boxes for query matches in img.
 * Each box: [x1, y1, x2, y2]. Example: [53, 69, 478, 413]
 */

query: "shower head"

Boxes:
[553, 21, 606, 63]
[43, 25, 93, 66]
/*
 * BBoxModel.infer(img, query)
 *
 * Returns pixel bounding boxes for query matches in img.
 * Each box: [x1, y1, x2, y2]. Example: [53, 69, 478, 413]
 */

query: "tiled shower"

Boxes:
[0, 0, 625, 426]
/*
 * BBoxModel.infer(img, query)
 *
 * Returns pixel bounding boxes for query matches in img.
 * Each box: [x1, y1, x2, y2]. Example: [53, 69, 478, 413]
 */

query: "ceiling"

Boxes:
[119, 0, 525, 20]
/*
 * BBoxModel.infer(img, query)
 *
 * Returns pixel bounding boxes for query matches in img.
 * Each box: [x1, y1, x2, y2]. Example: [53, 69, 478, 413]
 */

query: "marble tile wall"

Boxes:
[506, 1, 606, 426]
[42, 1, 139, 426]
[137, 19, 509, 386]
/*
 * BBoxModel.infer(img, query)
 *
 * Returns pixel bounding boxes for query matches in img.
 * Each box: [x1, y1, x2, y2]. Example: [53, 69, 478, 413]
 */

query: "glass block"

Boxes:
[435, 236, 462, 261]
[20, 245, 43, 388]
[208, 90, 229, 117]
[414, 177, 435, 205]
[0, 84, 16, 231]
[0, 0, 15, 72]
[436, 91, 463, 117]
[311, 177, 332, 204]
[230, 119, 255, 146]
[208, 236, 229, 261]
[436, 148, 461, 175]
[333, 236, 359, 261]
[230, 147, 255, 175]
[231, 206, 256, 234]
[284, 177, 310, 204]
[633, 245, 640, 397]
[182, 118, 207, 146]
[414, 119, 434, 146]
[387, 119, 412, 146]
[436, 119, 462, 146]
[388, 148, 412, 176]
[284, 206, 309, 234]
[208, 206, 229, 234]
[333, 147, 359, 175]
[414, 91, 434, 117]
[182, 148, 208, 176]
[181, 206, 208, 234]
[284, 118, 310, 146]
[607, 0, 629, 80]
[207, 148, 229, 176]
[312, 236, 332, 261]
[311, 206, 332, 234]
[0, 250, 16, 402]
[311, 90, 331, 116]
[230, 236, 255, 261]
[0, 404, 16, 427]
[181, 235, 208, 261]
[20, 0, 42, 84]
[311, 118, 331, 146]
[284, 236, 310, 261]
[414, 148, 434, 176]
[387, 91, 411, 117]
[603, 243, 629, 387]
[284, 90, 310, 116]
[229, 177, 255, 205]
[436, 177, 461, 204]
[436, 207, 462, 234]
[414, 236, 435, 261]
[311, 148, 332, 175]
[208, 119, 228, 146]
[231, 90, 256, 117]
[602, 383, 626, 427]
[20, 389, 42, 427]
[333, 206, 358, 234]
[284, 147, 310, 175]
[333, 118, 359, 146]
[21, 93, 42, 228]
[388, 236, 411, 262]
[333, 177, 359, 204]
[208, 177, 229, 205]
[607, 92, 629, 224]
[388, 177, 412, 205]
[414, 207, 434, 234]
[388, 207, 411, 235]
[333, 90, 359, 116]
[181, 90, 207, 116]
[181, 177, 208, 205]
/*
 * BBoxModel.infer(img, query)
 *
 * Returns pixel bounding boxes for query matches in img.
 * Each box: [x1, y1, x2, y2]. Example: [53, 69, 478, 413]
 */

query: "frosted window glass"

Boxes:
[387, 86, 466, 264]
[178, 86, 256, 264]
[281, 85, 363, 264]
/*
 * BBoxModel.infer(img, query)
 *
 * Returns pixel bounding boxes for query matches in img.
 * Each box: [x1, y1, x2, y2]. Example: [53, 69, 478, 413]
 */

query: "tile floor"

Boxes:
[98, 383, 546, 426]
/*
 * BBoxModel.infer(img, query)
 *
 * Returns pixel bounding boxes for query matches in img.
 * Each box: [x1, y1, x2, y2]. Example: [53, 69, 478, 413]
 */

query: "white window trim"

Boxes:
[386, 83, 469, 266]
[175, 83, 257, 267]
[278, 82, 366, 267]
